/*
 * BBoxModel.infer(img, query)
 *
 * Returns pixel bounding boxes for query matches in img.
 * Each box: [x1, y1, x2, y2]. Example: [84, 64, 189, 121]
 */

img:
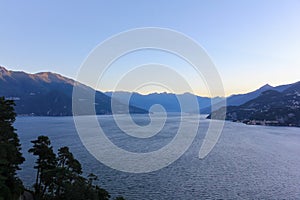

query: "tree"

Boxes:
[57, 146, 82, 175]
[55, 147, 110, 200]
[0, 97, 117, 200]
[28, 135, 57, 199]
[0, 97, 25, 200]
[29, 137, 112, 200]
[55, 146, 82, 198]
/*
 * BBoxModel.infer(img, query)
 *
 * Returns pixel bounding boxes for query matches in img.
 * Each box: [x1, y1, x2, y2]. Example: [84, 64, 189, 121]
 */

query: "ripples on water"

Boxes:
[15, 115, 300, 199]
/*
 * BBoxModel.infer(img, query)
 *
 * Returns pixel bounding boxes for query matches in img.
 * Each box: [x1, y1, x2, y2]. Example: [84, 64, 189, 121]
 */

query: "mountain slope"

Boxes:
[0, 66, 147, 116]
[227, 83, 293, 106]
[208, 82, 300, 127]
[201, 82, 298, 113]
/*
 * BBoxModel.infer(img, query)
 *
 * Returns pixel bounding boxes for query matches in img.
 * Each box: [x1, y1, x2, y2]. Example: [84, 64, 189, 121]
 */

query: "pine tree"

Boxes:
[55, 146, 82, 198]
[28, 135, 57, 199]
[0, 97, 25, 199]
[29, 136, 114, 200]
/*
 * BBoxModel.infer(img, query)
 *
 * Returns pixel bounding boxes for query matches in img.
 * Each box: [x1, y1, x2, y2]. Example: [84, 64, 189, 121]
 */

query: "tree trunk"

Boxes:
[35, 167, 40, 195]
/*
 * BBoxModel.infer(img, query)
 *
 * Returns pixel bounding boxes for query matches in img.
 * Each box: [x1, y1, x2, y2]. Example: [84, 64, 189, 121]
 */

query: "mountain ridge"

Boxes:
[0, 66, 147, 116]
[208, 82, 300, 127]
[105, 81, 299, 114]
[1, 66, 299, 118]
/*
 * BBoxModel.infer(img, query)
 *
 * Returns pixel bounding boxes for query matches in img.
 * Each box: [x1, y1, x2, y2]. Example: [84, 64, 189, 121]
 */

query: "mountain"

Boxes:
[226, 83, 293, 106]
[208, 82, 300, 127]
[0, 66, 147, 116]
[201, 82, 297, 113]
[106, 82, 297, 114]
[104, 91, 223, 114]
[3, 65, 297, 118]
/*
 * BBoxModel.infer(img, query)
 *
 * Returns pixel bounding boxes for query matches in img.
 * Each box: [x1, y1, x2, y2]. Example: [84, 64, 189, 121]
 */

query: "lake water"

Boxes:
[15, 115, 300, 199]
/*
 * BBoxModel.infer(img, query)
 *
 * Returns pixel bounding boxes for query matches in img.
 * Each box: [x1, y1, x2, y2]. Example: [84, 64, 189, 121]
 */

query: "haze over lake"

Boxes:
[15, 115, 300, 199]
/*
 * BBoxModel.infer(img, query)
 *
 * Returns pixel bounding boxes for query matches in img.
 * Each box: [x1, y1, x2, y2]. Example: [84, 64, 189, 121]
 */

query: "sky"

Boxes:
[0, 0, 299, 97]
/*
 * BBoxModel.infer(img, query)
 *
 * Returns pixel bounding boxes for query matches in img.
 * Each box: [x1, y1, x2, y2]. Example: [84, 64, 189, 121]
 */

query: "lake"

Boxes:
[15, 115, 300, 199]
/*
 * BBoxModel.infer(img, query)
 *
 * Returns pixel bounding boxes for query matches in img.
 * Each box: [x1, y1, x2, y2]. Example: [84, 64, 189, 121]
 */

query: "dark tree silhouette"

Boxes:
[29, 136, 112, 200]
[54, 147, 110, 200]
[28, 135, 57, 199]
[0, 97, 124, 200]
[0, 97, 25, 200]
[55, 146, 82, 198]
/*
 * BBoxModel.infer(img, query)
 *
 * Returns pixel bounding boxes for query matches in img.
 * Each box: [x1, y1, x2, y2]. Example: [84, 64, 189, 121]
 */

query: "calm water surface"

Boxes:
[15, 115, 300, 199]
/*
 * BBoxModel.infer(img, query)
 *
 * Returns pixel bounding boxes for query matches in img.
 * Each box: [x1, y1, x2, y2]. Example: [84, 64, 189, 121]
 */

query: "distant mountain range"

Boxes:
[201, 83, 294, 113]
[0, 66, 147, 116]
[105, 82, 299, 114]
[104, 91, 223, 114]
[208, 81, 300, 127]
[1, 66, 299, 124]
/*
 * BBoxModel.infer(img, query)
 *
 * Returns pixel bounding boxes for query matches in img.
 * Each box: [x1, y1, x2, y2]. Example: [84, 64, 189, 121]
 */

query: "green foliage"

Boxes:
[28, 135, 57, 199]
[54, 146, 83, 198]
[29, 136, 112, 200]
[0, 97, 124, 200]
[0, 97, 25, 199]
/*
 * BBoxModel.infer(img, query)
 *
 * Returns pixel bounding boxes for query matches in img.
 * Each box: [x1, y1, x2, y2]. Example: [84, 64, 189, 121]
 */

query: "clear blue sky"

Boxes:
[0, 0, 299, 96]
